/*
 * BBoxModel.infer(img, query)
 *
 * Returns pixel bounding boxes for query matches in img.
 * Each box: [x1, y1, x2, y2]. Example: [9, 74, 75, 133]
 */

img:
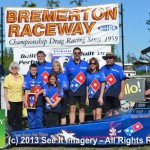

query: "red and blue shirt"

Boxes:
[64, 59, 88, 96]
[100, 63, 126, 97]
[23, 74, 45, 107]
[86, 71, 106, 98]
[43, 84, 63, 113]
[36, 61, 52, 83]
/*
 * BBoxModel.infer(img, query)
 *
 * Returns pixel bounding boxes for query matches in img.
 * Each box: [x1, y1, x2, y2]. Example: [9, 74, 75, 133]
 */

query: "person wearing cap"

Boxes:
[100, 52, 126, 116]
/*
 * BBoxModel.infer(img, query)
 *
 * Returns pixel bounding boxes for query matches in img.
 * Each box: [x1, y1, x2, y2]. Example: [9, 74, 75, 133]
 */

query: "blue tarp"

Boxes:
[135, 65, 150, 71]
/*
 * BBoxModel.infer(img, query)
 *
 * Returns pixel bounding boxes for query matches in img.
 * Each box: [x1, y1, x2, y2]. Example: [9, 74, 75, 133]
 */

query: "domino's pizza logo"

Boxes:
[105, 73, 116, 91]
[70, 72, 86, 92]
[124, 122, 143, 136]
[46, 92, 59, 109]
[51, 92, 59, 103]
[34, 84, 41, 93]
[41, 71, 49, 83]
[89, 78, 100, 98]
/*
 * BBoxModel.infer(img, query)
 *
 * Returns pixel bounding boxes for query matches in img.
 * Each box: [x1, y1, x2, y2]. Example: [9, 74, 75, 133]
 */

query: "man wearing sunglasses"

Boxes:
[100, 52, 126, 116]
[64, 47, 88, 124]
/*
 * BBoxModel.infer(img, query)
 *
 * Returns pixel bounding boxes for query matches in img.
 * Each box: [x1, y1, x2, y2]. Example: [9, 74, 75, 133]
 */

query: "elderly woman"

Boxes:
[4, 62, 24, 130]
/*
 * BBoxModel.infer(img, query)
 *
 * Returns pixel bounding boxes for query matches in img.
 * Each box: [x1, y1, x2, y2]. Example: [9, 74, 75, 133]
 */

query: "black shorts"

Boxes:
[104, 96, 121, 110]
[89, 98, 103, 110]
[69, 96, 86, 105]
[61, 97, 68, 118]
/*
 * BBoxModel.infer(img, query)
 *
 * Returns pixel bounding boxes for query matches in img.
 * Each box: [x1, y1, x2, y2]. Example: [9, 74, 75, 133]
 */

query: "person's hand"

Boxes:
[6, 102, 10, 110]
[35, 93, 39, 101]
[98, 97, 103, 106]
[118, 93, 124, 100]
[24, 101, 28, 108]
[86, 97, 89, 106]
[50, 103, 57, 108]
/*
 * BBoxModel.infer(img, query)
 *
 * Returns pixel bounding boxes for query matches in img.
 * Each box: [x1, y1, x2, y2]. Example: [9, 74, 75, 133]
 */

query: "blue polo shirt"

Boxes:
[27, 61, 52, 83]
[64, 59, 88, 96]
[23, 74, 45, 107]
[36, 61, 52, 83]
[86, 71, 106, 98]
[56, 73, 69, 97]
[44, 84, 63, 113]
[100, 63, 126, 97]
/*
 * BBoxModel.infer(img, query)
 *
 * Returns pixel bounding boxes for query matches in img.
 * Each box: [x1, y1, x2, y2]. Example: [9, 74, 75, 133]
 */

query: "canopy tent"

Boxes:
[135, 65, 150, 74]
[141, 46, 150, 59]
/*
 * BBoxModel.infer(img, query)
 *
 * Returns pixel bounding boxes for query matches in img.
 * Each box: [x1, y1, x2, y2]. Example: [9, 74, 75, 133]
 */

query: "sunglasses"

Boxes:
[90, 63, 96, 65]
[74, 52, 81, 55]
[11, 67, 18, 69]
[105, 57, 113, 60]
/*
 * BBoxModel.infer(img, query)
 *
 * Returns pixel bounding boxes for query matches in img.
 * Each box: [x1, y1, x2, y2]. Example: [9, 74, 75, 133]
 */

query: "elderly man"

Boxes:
[100, 52, 126, 116]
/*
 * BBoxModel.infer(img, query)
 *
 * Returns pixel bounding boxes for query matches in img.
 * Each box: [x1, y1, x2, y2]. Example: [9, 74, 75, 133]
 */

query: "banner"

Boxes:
[13, 46, 111, 75]
[0, 109, 5, 148]
[123, 78, 145, 102]
[5, 4, 119, 47]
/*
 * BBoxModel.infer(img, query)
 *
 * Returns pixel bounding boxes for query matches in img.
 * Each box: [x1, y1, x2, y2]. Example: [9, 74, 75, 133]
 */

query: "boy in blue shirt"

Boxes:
[24, 64, 45, 129]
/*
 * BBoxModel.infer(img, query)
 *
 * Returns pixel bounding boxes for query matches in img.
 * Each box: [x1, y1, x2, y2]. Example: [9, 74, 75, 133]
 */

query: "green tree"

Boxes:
[69, 0, 87, 6]
[47, 0, 60, 9]
[3, 48, 13, 73]
[22, 0, 37, 7]
[126, 52, 137, 63]
[146, 12, 150, 32]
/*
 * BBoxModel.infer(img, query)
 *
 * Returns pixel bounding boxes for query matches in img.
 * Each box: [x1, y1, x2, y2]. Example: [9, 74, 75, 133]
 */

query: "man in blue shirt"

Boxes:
[27, 51, 52, 83]
[100, 52, 126, 116]
[24, 64, 45, 129]
[64, 47, 88, 124]
[35, 51, 52, 83]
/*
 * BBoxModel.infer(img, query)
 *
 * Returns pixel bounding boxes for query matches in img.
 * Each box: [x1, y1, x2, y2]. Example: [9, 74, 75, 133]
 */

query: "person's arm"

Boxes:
[118, 80, 126, 100]
[98, 82, 105, 105]
[4, 88, 10, 110]
[86, 86, 89, 106]
[35, 89, 44, 101]
[24, 90, 30, 108]
[52, 97, 62, 108]
[45, 97, 53, 106]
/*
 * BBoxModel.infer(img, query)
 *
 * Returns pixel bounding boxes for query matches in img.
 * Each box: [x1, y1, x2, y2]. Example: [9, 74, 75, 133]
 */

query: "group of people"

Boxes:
[4, 47, 126, 130]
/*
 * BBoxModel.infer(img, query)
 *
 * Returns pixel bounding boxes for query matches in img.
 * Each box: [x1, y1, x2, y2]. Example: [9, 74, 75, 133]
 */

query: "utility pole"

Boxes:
[121, 3, 125, 70]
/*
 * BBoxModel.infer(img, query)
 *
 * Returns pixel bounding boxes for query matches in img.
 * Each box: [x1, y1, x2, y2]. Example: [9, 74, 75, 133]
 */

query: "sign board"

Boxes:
[5, 4, 119, 47]
[14, 46, 111, 75]
[123, 78, 145, 102]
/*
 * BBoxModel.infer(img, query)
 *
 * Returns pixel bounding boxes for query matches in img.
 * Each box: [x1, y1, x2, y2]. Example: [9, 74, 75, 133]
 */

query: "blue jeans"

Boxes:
[27, 106, 43, 129]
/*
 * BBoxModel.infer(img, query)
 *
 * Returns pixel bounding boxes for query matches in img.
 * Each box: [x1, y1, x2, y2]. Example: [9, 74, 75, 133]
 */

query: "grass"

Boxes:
[9, 145, 150, 150]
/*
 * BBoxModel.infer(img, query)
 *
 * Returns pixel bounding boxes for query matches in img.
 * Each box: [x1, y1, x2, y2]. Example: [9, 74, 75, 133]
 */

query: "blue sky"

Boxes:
[0, 0, 150, 61]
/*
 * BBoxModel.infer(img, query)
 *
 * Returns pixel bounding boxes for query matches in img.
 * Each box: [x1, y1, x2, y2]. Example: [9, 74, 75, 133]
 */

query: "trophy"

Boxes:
[27, 79, 36, 109]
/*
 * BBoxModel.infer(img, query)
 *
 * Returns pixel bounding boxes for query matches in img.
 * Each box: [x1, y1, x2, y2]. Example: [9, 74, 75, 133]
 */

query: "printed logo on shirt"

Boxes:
[34, 84, 41, 93]
[41, 71, 49, 83]
[105, 73, 116, 91]
[70, 71, 86, 92]
[46, 92, 59, 109]
[51, 92, 59, 103]
[89, 78, 100, 98]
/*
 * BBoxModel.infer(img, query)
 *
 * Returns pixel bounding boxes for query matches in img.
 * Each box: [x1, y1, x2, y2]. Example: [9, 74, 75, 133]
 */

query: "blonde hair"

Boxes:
[52, 60, 63, 73]
[9, 62, 20, 73]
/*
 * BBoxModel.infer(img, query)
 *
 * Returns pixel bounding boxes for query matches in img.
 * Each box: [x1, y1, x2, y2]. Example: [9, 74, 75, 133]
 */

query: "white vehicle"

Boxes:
[116, 62, 136, 77]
